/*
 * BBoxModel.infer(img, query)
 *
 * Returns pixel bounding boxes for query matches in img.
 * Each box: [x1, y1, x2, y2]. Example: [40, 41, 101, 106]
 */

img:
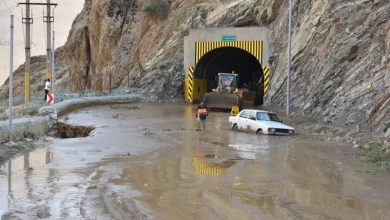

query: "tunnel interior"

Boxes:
[194, 47, 264, 92]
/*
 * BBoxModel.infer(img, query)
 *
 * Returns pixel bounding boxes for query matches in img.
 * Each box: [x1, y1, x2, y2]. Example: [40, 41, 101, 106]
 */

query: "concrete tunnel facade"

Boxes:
[183, 27, 271, 104]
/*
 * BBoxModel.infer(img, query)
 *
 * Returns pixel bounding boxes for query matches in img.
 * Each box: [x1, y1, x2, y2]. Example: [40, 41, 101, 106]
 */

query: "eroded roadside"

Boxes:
[1, 103, 390, 219]
[0, 94, 141, 168]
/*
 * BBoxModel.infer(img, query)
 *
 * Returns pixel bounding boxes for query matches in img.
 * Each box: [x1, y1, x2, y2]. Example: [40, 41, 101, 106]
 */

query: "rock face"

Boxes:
[1, 0, 389, 135]
[63, 0, 187, 99]
[266, 0, 390, 136]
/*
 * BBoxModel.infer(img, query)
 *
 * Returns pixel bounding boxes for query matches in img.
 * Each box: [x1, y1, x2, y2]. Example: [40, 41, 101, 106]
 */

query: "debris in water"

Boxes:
[56, 122, 95, 138]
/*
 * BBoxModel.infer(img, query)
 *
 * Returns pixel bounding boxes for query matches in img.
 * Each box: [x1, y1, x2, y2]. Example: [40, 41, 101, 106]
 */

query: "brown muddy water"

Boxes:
[0, 103, 389, 219]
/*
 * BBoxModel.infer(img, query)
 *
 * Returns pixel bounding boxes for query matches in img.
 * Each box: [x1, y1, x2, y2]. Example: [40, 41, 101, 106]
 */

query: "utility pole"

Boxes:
[286, 0, 292, 116]
[45, 0, 53, 90]
[18, 0, 57, 98]
[52, 30, 55, 95]
[9, 15, 14, 143]
[23, 0, 32, 104]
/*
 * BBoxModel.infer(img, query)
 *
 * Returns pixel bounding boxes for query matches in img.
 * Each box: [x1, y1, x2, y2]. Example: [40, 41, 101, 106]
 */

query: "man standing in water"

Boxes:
[196, 101, 208, 131]
[44, 79, 50, 101]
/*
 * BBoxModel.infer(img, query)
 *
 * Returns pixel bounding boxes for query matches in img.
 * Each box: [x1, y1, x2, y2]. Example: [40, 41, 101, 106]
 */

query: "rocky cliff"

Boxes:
[1, 0, 389, 135]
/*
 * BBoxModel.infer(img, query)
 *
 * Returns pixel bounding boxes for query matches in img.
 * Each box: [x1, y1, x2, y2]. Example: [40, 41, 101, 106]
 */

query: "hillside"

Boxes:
[1, 0, 389, 135]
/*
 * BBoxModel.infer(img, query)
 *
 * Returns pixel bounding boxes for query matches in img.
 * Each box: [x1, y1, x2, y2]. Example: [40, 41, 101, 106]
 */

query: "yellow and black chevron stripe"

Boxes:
[263, 66, 270, 97]
[185, 66, 195, 103]
[195, 40, 263, 64]
[192, 157, 227, 176]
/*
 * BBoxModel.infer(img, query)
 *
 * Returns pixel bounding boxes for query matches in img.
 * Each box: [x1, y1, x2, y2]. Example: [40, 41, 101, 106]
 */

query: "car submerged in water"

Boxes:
[228, 109, 295, 135]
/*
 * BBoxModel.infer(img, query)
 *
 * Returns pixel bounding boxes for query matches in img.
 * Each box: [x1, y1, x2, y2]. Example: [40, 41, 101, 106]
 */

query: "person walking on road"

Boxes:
[196, 101, 208, 131]
[44, 78, 51, 101]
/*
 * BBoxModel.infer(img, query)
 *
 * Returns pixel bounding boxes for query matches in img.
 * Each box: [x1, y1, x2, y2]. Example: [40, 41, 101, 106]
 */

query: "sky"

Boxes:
[0, 0, 84, 86]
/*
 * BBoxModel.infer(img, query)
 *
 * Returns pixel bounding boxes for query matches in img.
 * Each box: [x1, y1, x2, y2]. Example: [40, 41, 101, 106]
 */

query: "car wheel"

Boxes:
[256, 129, 263, 135]
[232, 124, 238, 132]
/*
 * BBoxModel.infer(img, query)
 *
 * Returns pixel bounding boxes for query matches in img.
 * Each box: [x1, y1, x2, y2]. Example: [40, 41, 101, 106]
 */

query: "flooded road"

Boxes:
[1, 103, 390, 219]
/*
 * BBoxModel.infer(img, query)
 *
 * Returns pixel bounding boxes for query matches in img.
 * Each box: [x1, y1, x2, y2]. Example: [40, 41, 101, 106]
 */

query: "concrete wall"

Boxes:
[39, 94, 142, 117]
[184, 27, 270, 77]
[0, 94, 142, 141]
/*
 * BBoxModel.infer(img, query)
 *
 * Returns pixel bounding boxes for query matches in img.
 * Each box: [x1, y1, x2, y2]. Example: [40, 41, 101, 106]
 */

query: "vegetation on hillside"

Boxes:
[142, 0, 170, 20]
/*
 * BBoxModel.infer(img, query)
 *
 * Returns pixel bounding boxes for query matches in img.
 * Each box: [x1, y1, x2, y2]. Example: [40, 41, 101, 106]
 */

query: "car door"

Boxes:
[247, 111, 257, 132]
[237, 110, 249, 130]
[256, 112, 270, 134]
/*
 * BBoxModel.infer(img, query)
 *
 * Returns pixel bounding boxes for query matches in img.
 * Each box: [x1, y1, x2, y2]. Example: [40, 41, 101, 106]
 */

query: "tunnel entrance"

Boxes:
[194, 47, 264, 105]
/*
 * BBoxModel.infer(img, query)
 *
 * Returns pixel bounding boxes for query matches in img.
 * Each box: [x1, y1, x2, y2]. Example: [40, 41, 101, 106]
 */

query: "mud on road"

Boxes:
[1, 103, 390, 219]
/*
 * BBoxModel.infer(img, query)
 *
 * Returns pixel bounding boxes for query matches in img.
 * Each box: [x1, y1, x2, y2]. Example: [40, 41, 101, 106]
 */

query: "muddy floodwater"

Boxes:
[1, 103, 390, 219]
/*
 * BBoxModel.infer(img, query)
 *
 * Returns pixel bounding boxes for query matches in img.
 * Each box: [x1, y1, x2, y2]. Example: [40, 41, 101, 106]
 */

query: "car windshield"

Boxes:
[268, 113, 281, 122]
[256, 112, 282, 122]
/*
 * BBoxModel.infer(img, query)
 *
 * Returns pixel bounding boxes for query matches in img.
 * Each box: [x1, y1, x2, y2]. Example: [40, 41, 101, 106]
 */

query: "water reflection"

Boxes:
[8, 161, 12, 210]
[191, 135, 238, 176]
[192, 157, 235, 176]
[0, 148, 54, 216]
[228, 132, 271, 160]
[190, 131, 272, 176]
[0, 161, 12, 216]
[46, 151, 53, 164]
[24, 153, 29, 171]
[185, 130, 390, 218]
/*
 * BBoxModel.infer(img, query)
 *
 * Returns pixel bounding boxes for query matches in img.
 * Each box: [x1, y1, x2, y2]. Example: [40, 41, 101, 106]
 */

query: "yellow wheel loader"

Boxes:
[204, 73, 259, 109]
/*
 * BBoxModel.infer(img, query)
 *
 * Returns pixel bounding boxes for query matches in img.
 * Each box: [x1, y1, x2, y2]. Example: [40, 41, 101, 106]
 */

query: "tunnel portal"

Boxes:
[183, 27, 270, 104]
[194, 47, 264, 93]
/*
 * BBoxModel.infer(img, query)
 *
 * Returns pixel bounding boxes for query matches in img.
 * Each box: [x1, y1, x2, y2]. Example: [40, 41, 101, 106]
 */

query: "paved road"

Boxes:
[1, 103, 390, 219]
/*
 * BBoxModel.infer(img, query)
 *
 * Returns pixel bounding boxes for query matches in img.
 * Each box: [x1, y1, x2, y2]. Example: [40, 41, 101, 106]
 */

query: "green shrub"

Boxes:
[365, 142, 390, 173]
[143, 0, 170, 20]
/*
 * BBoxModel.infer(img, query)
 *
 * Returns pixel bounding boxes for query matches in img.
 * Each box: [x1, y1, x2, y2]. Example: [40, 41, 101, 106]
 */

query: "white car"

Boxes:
[229, 109, 295, 135]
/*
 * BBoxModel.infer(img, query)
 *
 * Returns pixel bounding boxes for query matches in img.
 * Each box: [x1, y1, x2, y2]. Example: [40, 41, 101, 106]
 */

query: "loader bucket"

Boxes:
[204, 92, 241, 109]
